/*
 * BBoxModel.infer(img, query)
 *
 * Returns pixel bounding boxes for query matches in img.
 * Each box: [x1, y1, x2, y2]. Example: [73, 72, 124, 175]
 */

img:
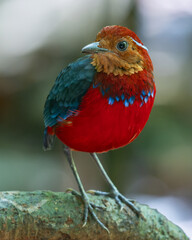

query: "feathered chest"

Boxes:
[55, 70, 156, 152]
[93, 70, 154, 104]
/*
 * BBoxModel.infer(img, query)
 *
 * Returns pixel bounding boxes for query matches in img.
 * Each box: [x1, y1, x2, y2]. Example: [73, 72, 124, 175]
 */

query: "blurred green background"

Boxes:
[0, 0, 192, 237]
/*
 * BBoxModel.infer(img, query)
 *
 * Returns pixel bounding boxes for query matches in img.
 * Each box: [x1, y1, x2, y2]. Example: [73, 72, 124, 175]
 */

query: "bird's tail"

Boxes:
[43, 127, 55, 150]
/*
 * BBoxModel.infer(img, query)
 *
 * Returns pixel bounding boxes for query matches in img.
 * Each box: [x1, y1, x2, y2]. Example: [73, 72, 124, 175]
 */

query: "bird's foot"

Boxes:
[66, 188, 109, 232]
[87, 189, 144, 219]
[81, 193, 109, 232]
[66, 188, 80, 195]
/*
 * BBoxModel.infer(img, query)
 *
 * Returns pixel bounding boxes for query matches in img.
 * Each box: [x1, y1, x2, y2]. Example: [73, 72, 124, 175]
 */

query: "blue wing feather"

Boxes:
[43, 55, 95, 128]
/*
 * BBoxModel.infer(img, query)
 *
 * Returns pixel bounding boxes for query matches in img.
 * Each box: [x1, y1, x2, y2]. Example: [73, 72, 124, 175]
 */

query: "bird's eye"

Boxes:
[116, 41, 128, 51]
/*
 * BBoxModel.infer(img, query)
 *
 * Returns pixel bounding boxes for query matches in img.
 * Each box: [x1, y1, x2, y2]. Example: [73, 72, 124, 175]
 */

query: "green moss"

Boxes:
[0, 191, 189, 240]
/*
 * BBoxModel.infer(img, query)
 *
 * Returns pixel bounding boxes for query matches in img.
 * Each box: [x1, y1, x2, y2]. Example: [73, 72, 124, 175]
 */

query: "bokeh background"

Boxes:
[0, 0, 192, 237]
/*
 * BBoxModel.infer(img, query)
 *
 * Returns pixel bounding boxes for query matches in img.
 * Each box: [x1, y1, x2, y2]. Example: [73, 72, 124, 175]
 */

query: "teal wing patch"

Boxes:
[43, 55, 95, 127]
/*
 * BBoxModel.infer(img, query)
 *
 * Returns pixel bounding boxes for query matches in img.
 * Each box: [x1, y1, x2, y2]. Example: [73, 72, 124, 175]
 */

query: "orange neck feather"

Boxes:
[91, 52, 144, 76]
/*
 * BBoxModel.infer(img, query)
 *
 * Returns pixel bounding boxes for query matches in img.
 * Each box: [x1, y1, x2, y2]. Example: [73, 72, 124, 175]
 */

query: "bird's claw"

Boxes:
[87, 190, 109, 196]
[68, 189, 106, 210]
[87, 189, 144, 219]
[81, 193, 109, 232]
[67, 189, 109, 232]
[66, 188, 82, 197]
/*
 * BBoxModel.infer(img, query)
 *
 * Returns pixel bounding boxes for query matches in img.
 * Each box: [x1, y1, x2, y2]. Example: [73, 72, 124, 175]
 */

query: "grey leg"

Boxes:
[63, 146, 109, 232]
[90, 153, 142, 217]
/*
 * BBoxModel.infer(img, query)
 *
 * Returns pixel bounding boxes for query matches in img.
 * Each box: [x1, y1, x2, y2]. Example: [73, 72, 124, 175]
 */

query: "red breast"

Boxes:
[55, 84, 156, 153]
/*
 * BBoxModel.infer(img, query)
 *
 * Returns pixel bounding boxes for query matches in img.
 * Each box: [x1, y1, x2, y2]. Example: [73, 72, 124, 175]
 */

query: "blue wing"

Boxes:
[43, 55, 95, 150]
[43, 55, 96, 128]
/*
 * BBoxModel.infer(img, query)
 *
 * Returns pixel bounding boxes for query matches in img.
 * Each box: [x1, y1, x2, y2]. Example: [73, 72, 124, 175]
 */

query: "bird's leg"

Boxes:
[63, 146, 109, 232]
[89, 153, 142, 218]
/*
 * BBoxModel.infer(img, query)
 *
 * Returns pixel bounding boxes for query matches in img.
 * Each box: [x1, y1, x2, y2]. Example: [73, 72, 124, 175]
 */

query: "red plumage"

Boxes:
[55, 71, 156, 152]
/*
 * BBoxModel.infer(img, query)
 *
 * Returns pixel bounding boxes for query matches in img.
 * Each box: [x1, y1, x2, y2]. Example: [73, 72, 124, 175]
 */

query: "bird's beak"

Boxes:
[82, 42, 109, 54]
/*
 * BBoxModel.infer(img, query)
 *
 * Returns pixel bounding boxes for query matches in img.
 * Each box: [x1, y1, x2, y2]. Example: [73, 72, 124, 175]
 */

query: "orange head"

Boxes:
[82, 25, 153, 76]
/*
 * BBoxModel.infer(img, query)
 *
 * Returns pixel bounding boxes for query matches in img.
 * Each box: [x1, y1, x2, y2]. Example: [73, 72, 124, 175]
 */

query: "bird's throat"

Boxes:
[91, 52, 144, 76]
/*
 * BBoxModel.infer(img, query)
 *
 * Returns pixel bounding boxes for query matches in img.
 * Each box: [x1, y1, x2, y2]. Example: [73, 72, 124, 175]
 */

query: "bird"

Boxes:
[43, 25, 156, 231]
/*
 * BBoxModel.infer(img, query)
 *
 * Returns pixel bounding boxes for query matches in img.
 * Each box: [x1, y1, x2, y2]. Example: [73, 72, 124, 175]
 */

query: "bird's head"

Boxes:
[82, 25, 153, 76]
